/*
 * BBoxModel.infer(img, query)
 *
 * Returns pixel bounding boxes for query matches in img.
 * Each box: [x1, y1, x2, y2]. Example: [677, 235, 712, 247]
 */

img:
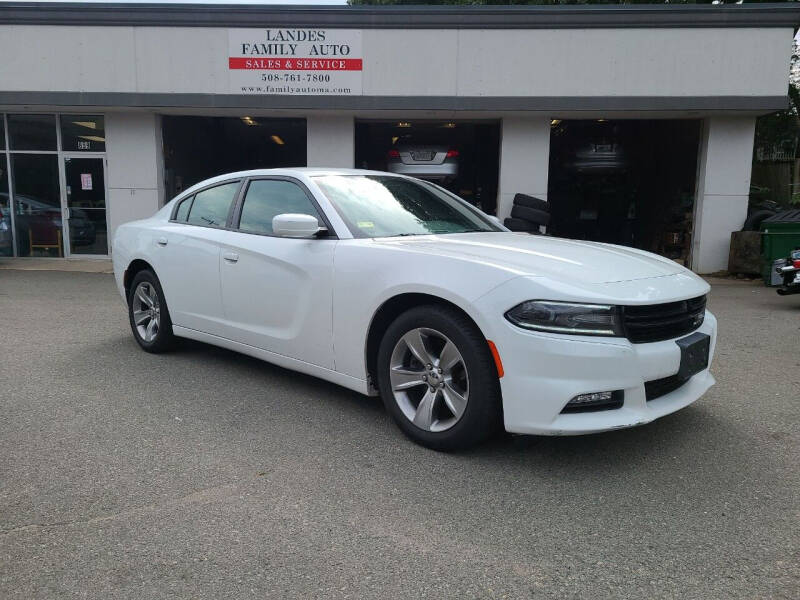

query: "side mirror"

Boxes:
[272, 213, 323, 238]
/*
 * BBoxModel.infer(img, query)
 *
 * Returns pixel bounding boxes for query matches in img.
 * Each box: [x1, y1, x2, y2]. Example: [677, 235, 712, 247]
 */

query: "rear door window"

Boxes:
[186, 182, 239, 228]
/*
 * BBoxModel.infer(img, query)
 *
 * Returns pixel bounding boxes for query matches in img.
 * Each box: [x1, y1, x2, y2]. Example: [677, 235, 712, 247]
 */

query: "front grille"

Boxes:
[644, 374, 688, 401]
[622, 295, 706, 344]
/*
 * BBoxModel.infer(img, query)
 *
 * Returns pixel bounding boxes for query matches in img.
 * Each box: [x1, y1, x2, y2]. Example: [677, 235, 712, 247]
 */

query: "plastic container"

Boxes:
[760, 209, 800, 285]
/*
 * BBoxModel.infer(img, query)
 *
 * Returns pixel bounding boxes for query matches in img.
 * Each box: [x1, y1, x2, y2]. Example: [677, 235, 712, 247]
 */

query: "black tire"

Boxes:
[742, 210, 775, 232]
[127, 269, 175, 353]
[511, 205, 551, 226]
[504, 217, 538, 232]
[513, 193, 549, 212]
[376, 305, 502, 451]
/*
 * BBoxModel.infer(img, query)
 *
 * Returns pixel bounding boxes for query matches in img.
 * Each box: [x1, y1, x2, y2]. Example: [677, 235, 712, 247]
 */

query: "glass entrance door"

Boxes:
[63, 156, 108, 256]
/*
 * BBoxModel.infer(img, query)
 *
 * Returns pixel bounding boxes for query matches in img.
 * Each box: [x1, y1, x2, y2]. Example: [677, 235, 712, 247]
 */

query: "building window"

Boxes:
[0, 149, 11, 257]
[1, 113, 108, 258]
[61, 115, 106, 152]
[8, 114, 57, 151]
[11, 154, 62, 257]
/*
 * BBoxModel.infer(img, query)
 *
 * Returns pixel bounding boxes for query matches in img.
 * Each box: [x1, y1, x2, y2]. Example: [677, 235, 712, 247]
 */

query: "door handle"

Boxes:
[223, 251, 239, 263]
[156, 237, 168, 246]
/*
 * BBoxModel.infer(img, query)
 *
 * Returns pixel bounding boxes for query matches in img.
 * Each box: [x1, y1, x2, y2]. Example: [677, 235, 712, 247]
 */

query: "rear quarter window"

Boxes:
[173, 195, 193, 222]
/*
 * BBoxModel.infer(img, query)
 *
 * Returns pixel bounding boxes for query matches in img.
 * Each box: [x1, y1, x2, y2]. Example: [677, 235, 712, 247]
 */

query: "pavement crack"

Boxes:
[1, 518, 89, 535]
[1, 484, 240, 535]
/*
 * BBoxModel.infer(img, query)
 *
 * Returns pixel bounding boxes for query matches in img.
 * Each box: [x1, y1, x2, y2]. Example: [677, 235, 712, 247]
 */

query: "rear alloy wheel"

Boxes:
[128, 270, 174, 353]
[377, 305, 502, 450]
[132, 281, 161, 342]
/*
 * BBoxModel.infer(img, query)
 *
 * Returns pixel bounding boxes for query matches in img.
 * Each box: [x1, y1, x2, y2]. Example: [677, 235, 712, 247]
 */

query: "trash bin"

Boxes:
[761, 209, 800, 285]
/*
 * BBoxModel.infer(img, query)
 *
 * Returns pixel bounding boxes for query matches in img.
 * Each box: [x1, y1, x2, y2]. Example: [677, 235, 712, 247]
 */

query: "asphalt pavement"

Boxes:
[0, 269, 798, 599]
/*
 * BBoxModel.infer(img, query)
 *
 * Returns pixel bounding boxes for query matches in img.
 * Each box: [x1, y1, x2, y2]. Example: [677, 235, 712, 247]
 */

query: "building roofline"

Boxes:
[0, 2, 799, 29]
[0, 90, 788, 114]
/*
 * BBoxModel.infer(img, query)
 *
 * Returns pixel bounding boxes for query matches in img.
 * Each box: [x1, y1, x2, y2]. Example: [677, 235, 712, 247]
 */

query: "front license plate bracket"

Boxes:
[675, 332, 710, 380]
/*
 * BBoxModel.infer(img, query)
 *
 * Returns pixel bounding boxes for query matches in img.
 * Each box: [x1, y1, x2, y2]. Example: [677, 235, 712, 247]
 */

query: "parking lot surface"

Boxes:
[1, 270, 798, 599]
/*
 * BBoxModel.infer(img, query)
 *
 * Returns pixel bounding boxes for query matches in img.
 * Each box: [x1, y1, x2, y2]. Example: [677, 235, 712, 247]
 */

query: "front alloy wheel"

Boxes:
[389, 327, 469, 433]
[377, 305, 502, 451]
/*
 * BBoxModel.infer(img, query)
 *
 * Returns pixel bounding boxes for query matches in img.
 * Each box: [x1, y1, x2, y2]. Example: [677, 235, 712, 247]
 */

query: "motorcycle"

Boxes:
[775, 248, 800, 296]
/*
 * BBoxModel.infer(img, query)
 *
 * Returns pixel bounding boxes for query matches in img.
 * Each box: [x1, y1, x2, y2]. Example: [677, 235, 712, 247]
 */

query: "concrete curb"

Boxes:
[0, 258, 113, 274]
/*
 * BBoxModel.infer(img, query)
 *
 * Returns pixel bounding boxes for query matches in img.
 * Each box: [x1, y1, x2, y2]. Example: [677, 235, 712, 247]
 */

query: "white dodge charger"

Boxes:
[112, 168, 716, 450]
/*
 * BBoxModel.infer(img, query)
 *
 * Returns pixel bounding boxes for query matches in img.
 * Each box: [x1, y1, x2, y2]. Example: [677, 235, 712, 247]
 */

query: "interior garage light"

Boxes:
[240, 116, 258, 126]
[72, 121, 97, 129]
[441, 122, 456, 128]
[78, 135, 105, 143]
[550, 119, 561, 126]
[270, 135, 285, 145]
[396, 122, 411, 128]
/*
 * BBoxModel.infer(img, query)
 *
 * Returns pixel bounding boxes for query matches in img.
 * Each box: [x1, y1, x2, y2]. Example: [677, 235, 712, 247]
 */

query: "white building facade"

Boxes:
[0, 2, 798, 272]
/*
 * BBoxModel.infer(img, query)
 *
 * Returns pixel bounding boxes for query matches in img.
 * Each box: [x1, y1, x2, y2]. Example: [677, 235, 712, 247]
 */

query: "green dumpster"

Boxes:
[761, 209, 800, 285]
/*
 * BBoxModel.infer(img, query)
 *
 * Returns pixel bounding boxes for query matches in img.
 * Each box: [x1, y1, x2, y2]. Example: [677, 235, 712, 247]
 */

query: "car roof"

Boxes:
[175, 168, 403, 200]
[207, 167, 393, 181]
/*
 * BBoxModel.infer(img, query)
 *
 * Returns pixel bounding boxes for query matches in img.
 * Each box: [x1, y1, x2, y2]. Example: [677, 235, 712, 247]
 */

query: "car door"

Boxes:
[217, 177, 337, 369]
[154, 179, 241, 337]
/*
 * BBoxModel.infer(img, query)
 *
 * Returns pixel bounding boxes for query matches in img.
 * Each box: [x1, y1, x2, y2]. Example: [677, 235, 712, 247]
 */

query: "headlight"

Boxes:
[504, 300, 624, 337]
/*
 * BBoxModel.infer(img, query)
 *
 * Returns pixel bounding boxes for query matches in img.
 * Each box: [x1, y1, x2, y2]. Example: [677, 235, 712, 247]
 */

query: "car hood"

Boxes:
[373, 232, 688, 284]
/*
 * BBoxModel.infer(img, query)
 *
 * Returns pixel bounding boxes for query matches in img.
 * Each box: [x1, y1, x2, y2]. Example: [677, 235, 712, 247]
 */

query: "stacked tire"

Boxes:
[504, 194, 550, 233]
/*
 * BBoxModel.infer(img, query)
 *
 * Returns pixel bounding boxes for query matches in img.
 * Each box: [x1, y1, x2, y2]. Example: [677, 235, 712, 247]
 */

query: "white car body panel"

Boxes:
[471, 274, 715, 434]
[113, 168, 717, 436]
[217, 230, 337, 369]
[155, 223, 228, 337]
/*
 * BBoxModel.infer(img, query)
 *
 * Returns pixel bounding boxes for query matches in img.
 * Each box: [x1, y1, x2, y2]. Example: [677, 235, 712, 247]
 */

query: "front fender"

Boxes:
[332, 240, 517, 381]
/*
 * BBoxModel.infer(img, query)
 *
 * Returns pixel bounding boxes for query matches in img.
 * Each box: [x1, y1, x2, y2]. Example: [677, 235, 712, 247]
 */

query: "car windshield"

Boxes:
[313, 175, 499, 238]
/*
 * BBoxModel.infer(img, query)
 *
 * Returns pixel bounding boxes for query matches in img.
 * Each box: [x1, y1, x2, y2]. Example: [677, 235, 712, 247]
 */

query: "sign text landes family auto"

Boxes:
[229, 29, 363, 96]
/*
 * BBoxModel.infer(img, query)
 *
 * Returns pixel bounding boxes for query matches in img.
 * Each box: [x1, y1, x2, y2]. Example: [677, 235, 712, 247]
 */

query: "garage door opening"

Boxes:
[355, 120, 501, 215]
[547, 119, 701, 265]
[162, 116, 306, 198]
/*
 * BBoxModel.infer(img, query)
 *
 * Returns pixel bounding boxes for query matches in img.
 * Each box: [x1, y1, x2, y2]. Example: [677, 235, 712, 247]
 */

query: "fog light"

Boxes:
[561, 390, 623, 413]
[571, 391, 613, 404]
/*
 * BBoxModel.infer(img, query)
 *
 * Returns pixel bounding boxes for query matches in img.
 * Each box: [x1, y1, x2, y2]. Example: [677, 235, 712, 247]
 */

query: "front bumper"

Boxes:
[490, 311, 717, 436]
